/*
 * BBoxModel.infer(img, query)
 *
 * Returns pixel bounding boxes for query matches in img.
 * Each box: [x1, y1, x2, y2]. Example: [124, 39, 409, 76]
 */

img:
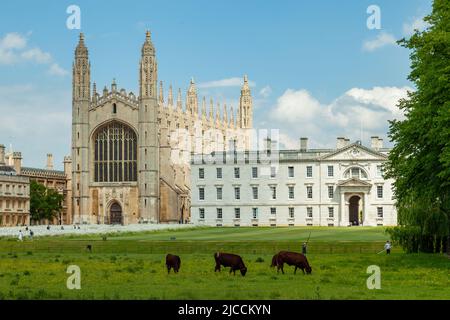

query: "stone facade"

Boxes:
[71, 32, 253, 225]
[3, 149, 72, 225]
[0, 145, 30, 226]
[191, 137, 397, 227]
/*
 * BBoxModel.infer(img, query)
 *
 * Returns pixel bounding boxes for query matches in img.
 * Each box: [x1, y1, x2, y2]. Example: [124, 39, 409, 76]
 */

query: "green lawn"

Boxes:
[0, 227, 448, 300]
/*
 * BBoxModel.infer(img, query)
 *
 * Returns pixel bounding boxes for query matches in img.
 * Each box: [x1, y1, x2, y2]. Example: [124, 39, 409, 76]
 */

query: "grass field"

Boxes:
[0, 227, 449, 300]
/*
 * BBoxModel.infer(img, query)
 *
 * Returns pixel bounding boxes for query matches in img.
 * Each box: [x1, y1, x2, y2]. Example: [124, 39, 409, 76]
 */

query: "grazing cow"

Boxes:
[166, 254, 181, 274]
[214, 252, 247, 276]
[270, 253, 279, 269]
[275, 251, 312, 275]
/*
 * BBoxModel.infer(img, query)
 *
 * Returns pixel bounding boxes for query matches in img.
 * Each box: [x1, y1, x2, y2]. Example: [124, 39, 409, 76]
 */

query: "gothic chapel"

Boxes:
[71, 31, 253, 224]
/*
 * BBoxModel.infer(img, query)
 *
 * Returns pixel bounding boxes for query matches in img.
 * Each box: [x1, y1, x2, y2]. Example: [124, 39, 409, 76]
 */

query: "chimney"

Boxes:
[336, 137, 348, 149]
[300, 137, 308, 151]
[13, 152, 22, 174]
[46, 153, 54, 170]
[0, 144, 5, 165]
[371, 136, 383, 151]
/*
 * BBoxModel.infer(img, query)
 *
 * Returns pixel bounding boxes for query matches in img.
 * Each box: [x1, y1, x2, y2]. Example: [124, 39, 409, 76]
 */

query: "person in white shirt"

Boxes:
[18, 230, 23, 242]
[384, 240, 391, 255]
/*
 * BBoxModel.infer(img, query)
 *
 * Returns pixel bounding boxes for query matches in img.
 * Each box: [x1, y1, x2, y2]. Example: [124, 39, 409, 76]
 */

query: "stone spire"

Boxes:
[73, 32, 90, 101]
[111, 78, 117, 92]
[168, 84, 173, 106]
[159, 81, 164, 104]
[92, 82, 97, 104]
[177, 88, 182, 111]
[209, 98, 214, 122]
[230, 105, 234, 128]
[201, 96, 206, 118]
[215, 102, 220, 124]
[223, 103, 228, 125]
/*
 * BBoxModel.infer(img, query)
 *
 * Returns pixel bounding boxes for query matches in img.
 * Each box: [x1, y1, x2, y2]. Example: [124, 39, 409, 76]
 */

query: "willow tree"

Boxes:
[385, 0, 450, 254]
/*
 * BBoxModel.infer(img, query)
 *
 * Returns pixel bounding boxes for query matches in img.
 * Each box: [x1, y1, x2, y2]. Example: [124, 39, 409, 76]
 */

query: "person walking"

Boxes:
[302, 242, 307, 255]
[384, 240, 392, 255]
[18, 230, 23, 242]
[29, 230, 34, 240]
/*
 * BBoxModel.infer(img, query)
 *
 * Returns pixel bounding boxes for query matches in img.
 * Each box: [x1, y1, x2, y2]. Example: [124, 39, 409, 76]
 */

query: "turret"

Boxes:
[72, 33, 91, 224]
[138, 30, 159, 223]
[239, 75, 253, 128]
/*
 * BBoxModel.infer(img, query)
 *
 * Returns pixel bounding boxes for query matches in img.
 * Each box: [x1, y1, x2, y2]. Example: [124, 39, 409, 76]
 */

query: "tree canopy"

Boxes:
[385, 0, 450, 253]
[29, 180, 64, 223]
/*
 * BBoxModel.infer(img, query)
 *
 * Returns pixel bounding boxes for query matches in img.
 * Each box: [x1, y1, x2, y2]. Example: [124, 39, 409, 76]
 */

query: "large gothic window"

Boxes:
[93, 121, 137, 182]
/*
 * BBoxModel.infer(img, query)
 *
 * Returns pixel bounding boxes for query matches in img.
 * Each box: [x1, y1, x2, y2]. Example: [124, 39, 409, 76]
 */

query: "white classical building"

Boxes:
[190, 137, 397, 227]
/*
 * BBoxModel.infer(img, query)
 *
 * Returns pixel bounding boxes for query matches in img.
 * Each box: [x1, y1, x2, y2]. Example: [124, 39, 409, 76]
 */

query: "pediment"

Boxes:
[321, 143, 387, 161]
[337, 178, 372, 187]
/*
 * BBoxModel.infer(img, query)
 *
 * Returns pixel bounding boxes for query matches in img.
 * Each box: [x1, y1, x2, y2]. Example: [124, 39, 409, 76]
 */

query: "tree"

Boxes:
[384, 0, 450, 254]
[29, 181, 64, 224]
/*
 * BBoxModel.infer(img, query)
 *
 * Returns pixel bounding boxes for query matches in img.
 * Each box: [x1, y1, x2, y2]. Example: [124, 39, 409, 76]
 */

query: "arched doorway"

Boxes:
[349, 195, 361, 225]
[110, 202, 123, 225]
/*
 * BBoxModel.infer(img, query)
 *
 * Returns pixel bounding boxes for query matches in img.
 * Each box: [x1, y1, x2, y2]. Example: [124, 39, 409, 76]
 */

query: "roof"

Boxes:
[0, 165, 17, 176]
[21, 167, 66, 179]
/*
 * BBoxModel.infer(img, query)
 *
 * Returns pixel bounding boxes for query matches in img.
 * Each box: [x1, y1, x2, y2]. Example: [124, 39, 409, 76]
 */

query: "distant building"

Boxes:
[191, 137, 397, 227]
[0, 144, 30, 226]
[3, 148, 72, 225]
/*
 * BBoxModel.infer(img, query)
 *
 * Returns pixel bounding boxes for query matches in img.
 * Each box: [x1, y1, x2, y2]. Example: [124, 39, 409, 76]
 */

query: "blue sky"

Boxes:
[0, 0, 432, 169]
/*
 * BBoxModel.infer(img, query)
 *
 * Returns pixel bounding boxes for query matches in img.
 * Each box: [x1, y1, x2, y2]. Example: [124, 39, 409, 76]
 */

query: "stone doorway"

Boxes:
[349, 195, 361, 225]
[110, 202, 123, 225]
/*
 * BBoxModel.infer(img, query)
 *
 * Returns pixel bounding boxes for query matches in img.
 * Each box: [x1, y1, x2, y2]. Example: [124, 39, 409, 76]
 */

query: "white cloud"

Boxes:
[21, 48, 52, 64]
[268, 86, 412, 149]
[259, 85, 272, 98]
[0, 84, 71, 169]
[272, 89, 322, 123]
[403, 16, 430, 36]
[0, 32, 27, 50]
[198, 77, 255, 88]
[48, 63, 69, 76]
[0, 32, 67, 76]
[362, 32, 397, 52]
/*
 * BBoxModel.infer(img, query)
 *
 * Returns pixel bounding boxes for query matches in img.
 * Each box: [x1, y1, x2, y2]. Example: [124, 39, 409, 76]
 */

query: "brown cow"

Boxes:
[214, 252, 247, 276]
[270, 253, 279, 269]
[165, 254, 181, 274]
[275, 251, 312, 275]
